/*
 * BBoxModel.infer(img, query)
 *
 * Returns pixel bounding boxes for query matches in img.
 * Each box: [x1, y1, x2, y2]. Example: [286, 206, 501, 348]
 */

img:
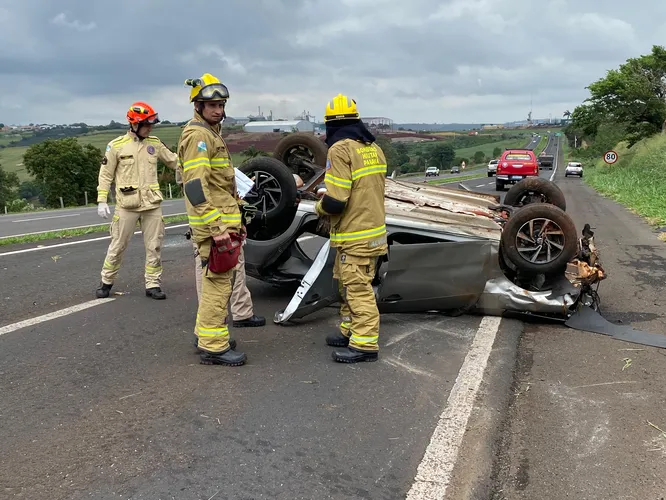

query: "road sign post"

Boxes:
[603, 150, 618, 164]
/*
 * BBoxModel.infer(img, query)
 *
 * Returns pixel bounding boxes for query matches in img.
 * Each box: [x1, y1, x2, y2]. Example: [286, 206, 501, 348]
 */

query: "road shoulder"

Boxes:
[490, 140, 666, 499]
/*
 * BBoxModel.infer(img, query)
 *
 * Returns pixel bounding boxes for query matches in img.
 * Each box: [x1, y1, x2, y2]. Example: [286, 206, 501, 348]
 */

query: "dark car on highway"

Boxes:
[451, 166, 460, 174]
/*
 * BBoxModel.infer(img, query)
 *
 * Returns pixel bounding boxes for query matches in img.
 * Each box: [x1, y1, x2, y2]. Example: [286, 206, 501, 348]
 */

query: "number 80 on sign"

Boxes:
[603, 150, 618, 164]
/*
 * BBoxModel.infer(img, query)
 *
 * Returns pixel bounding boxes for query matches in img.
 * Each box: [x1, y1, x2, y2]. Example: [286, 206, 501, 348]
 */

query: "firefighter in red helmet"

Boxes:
[95, 102, 179, 299]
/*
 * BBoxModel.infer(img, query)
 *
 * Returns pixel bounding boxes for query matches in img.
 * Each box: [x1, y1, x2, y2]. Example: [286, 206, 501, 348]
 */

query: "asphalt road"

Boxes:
[458, 134, 555, 200]
[0, 199, 187, 239]
[0, 225, 521, 499]
[482, 134, 666, 499]
[402, 134, 542, 185]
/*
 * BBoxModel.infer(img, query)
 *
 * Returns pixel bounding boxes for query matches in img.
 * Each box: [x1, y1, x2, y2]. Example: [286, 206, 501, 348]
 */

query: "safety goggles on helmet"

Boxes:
[195, 83, 229, 101]
[128, 105, 160, 124]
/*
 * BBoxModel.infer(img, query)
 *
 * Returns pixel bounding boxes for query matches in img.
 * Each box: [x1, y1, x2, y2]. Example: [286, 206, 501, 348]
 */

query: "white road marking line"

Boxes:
[0, 223, 190, 257]
[487, 182, 493, 185]
[406, 315, 501, 499]
[12, 213, 80, 222]
[475, 184, 484, 187]
[0, 212, 187, 240]
[0, 298, 115, 337]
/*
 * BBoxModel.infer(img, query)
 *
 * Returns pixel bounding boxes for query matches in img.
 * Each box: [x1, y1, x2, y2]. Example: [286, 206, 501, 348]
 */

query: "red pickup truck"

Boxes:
[495, 149, 539, 191]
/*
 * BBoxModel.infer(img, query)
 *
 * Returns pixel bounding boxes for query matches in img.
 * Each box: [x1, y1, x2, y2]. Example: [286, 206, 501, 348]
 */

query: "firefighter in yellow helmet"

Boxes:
[178, 73, 248, 366]
[315, 94, 388, 363]
[95, 102, 179, 299]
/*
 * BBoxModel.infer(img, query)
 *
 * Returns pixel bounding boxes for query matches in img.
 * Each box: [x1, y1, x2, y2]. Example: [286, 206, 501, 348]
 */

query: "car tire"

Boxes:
[239, 156, 298, 223]
[272, 133, 328, 182]
[504, 177, 566, 211]
[501, 203, 577, 275]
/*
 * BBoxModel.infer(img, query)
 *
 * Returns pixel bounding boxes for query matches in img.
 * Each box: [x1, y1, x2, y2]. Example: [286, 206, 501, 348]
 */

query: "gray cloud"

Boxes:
[0, 0, 665, 125]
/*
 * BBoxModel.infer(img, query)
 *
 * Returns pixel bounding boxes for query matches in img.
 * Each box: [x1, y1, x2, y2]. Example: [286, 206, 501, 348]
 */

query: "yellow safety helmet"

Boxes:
[324, 93, 360, 122]
[185, 73, 230, 102]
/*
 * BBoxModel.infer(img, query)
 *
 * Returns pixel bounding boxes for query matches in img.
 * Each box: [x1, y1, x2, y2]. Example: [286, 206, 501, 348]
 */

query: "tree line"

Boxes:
[564, 45, 666, 157]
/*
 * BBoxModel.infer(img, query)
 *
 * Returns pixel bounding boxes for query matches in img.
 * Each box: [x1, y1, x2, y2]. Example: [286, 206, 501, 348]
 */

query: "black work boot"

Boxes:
[233, 314, 266, 328]
[326, 332, 350, 347]
[146, 287, 166, 300]
[95, 282, 113, 298]
[332, 347, 378, 363]
[200, 347, 246, 366]
[193, 336, 236, 351]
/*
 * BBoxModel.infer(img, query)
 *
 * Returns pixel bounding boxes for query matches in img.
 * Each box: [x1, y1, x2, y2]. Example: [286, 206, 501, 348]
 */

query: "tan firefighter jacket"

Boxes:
[97, 131, 179, 211]
[177, 112, 242, 243]
[315, 138, 388, 257]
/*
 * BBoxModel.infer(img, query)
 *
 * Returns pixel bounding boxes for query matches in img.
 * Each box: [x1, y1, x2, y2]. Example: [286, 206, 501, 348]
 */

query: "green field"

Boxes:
[454, 137, 530, 160]
[0, 125, 246, 181]
[581, 135, 666, 226]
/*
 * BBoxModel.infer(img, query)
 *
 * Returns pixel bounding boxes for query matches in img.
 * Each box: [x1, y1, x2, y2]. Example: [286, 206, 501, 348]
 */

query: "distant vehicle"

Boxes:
[451, 166, 460, 174]
[565, 162, 583, 178]
[538, 151, 554, 170]
[496, 149, 539, 191]
[487, 159, 498, 177]
[425, 166, 440, 177]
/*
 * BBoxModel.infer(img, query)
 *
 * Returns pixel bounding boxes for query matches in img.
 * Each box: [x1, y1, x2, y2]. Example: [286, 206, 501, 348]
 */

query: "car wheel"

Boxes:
[504, 177, 566, 211]
[239, 156, 298, 223]
[501, 204, 577, 275]
[272, 133, 328, 183]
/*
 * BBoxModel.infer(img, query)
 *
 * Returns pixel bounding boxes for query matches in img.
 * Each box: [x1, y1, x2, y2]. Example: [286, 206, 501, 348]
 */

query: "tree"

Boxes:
[18, 180, 44, 203]
[374, 135, 399, 172]
[428, 143, 455, 168]
[394, 143, 410, 166]
[581, 45, 666, 146]
[473, 151, 485, 164]
[0, 163, 20, 207]
[492, 146, 502, 158]
[23, 138, 102, 208]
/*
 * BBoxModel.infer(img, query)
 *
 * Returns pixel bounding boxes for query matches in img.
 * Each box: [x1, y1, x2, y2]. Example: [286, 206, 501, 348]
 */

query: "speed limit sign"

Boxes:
[604, 150, 618, 164]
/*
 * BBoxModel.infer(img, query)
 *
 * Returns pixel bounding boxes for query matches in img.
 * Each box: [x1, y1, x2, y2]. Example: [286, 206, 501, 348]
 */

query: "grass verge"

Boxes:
[580, 134, 666, 227]
[0, 214, 188, 247]
[428, 173, 487, 185]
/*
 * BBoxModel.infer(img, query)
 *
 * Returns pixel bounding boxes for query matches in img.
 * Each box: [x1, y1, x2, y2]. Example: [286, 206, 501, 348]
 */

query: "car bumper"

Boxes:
[496, 174, 535, 182]
[565, 170, 583, 175]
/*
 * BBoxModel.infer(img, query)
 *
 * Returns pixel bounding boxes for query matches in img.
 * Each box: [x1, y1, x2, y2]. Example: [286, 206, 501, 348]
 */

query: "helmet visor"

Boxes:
[143, 113, 160, 124]
[198, 83, 229, 100]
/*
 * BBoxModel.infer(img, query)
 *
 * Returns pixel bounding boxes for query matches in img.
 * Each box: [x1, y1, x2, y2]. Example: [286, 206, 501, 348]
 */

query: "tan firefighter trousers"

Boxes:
[101, 207, 164, 288]
[333, 251, 380, 352]
[194, 238, 234, 353]
[193, 239, 253, 320]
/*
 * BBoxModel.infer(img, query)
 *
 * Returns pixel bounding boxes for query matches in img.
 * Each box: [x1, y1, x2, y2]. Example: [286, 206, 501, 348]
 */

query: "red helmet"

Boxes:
[127, 102, 160, 125]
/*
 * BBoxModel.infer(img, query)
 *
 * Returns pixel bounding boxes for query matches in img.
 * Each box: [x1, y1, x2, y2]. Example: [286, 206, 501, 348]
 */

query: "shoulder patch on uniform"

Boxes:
[326, 158, 331, 170]
[197, 141, 207, 152]
[106, 145, 111, 151]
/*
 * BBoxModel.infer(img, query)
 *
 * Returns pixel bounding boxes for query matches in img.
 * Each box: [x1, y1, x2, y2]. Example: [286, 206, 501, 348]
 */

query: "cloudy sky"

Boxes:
[0, 0, 664, 126]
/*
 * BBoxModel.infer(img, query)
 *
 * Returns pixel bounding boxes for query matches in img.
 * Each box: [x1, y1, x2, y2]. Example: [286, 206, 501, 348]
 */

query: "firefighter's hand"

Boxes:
[97, 202, 110, 219]
[213, 230, 231, 248]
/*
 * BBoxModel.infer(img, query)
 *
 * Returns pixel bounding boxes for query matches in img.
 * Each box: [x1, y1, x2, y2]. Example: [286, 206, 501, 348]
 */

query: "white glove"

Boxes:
[97, 202, 111, 219]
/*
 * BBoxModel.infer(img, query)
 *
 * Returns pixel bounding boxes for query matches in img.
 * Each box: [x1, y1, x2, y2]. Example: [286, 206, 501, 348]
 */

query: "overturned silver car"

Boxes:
[236, 134, 606, 326]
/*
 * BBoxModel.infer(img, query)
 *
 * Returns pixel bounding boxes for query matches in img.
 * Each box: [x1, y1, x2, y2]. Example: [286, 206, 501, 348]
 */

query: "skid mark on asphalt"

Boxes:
[0, 298, 115, 336]
[406, 315, 501, 499]
[548, 384, 610, 460]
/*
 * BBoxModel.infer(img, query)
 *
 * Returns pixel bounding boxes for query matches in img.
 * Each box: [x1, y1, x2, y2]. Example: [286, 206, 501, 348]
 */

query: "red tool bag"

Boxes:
[208, 232, 244, 273]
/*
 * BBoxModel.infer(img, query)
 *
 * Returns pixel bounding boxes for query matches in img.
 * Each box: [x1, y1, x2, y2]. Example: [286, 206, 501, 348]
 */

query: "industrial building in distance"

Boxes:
[230, 107, 394, 134]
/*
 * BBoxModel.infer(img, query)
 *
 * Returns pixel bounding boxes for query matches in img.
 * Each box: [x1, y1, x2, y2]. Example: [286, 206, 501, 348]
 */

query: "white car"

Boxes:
[565, 162, 583, 178]
[487, 159, 498, 177]
[425, 166, 440, 177]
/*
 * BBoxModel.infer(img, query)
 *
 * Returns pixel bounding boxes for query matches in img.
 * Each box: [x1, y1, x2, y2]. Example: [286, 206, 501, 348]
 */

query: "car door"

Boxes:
[376, 239, 494, 313]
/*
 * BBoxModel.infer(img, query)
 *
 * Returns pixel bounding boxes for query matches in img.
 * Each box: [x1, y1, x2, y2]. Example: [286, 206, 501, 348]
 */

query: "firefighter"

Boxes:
[315, 94, 388, 363]
[178, 73, 247, 366]
[95, 102, 179, 300]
